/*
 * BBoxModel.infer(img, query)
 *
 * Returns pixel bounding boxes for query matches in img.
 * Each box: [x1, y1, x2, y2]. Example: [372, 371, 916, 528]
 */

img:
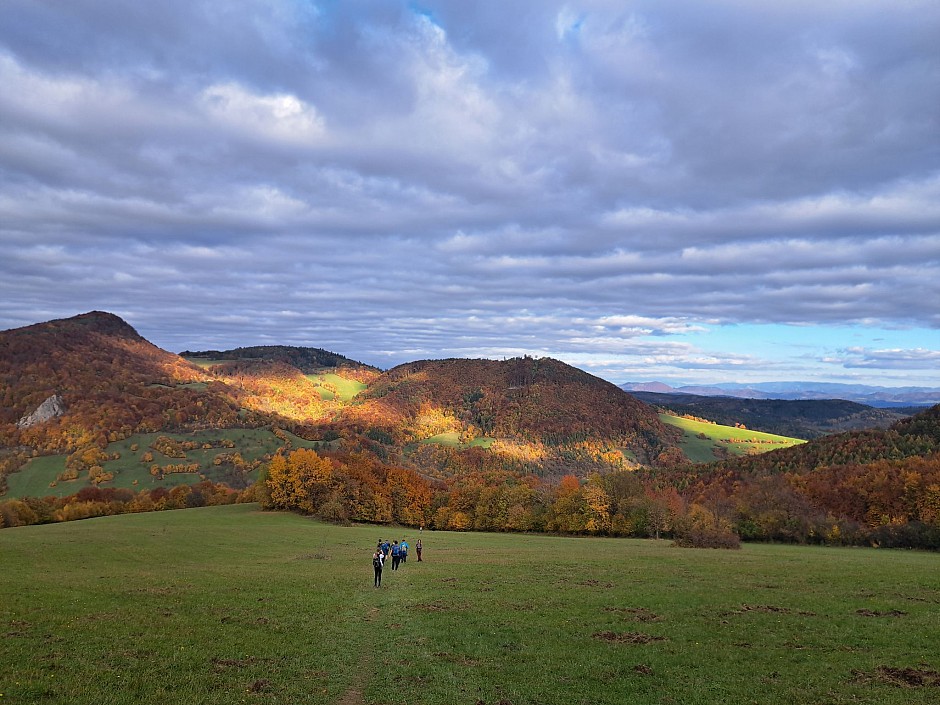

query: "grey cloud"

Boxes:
[840, 347, 940, 370]
[1, 1, 939, 384]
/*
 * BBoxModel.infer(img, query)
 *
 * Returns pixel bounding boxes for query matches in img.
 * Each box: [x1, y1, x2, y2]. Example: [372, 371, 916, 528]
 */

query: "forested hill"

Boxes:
[344, 356, 683, 467]
[0, 311, 253, 452]
[631, 391, 913, 439]
[180, 345, 379, 375]
[687, 403, 940, 479]
[648, 404, 940, 545]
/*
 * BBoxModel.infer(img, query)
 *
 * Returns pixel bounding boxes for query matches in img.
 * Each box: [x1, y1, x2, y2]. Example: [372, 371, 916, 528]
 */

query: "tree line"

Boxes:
[4, 444, 939, 550]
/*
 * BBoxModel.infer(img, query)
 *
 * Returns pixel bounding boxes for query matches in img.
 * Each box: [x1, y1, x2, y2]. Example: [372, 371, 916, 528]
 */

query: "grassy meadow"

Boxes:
[4, 429, 322, 500]
[418, 432, 497, 449]
[306, 373, 369, 402]
[660, 414, 805, 463]
[2, 504, 938, 705]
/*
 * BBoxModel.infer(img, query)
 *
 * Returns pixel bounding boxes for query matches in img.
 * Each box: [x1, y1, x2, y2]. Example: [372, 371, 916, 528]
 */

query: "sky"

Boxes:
[1, 0, 939, 388]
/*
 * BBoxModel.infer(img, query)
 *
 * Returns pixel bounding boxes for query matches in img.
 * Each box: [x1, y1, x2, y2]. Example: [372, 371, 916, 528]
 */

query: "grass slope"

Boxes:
[305, 372, 369, 402]
[2, 505, 939, 705]
[4, 429, 322, 499]
[419, 432, 496, 449]
[660, 413, 805, 463]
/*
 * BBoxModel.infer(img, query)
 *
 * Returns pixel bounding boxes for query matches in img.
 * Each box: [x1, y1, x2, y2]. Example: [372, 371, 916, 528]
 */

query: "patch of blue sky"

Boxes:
[678, 322, 940, 386]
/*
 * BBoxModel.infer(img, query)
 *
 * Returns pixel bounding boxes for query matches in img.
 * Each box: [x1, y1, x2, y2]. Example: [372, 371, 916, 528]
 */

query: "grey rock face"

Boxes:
[17, 394, 66, 429]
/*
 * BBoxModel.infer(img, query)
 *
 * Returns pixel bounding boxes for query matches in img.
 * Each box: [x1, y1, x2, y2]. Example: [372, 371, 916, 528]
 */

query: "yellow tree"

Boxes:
[266, 453, 293, 509]
[266, 448, 334, 513]
[583, 477, 611, 534]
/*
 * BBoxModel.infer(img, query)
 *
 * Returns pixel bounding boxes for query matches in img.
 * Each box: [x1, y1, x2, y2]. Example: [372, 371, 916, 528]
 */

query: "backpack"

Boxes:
[373, 556, 382, 569]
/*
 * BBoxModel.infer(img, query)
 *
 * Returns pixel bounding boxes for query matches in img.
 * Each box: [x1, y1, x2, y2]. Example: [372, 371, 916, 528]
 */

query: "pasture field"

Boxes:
[2, 504, 938, 705]
[306, 373, 369, 402]
[3, 429, 320, 500]
[419, 432, 496, 449]
[659, 414, 805, 463]
[182, 358, 228, 369]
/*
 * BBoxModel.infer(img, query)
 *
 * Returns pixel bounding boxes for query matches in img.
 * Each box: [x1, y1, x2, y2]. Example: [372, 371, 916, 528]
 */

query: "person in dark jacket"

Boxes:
[372, 550, 384, 587]
[391, 540, 401, 570]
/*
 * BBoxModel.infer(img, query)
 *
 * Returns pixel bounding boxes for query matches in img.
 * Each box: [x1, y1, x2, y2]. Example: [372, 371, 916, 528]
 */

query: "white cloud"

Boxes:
[199, 82, 326, 145]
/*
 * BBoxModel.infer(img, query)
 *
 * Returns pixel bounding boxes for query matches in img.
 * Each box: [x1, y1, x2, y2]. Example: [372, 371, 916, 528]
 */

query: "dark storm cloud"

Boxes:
[1, 1, 938, 381]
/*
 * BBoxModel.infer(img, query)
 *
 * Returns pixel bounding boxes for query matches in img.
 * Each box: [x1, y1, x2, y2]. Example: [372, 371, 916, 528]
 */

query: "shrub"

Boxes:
[673, 527, 741, 549]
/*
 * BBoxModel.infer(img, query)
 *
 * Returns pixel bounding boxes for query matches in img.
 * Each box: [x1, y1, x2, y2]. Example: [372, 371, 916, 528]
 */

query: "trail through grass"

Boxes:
[2, 505, 939, 704]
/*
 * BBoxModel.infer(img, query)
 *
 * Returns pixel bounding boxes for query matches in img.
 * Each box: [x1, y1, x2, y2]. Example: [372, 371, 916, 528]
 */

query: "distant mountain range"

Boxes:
[621, 381, 940, 408]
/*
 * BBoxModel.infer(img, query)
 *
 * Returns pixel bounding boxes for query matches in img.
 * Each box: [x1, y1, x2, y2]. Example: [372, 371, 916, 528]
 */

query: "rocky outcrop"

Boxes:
[17, 394, 66, 429]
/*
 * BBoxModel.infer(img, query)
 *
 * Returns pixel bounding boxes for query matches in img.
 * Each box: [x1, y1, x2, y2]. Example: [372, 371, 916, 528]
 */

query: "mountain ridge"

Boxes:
[180, 345, 379, 376]
[632, 391, 915, 440]
[622, 380, 940, 407]
[0, 312, 683, 480]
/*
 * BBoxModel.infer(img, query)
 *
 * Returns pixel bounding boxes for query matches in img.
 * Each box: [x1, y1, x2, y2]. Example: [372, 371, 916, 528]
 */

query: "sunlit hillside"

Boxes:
[342, 356, 685, 477]
[659, 413, 805, 463]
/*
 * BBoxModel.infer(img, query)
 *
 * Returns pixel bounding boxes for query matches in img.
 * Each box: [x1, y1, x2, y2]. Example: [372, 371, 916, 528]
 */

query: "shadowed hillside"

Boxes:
[181, 345, 379, 378]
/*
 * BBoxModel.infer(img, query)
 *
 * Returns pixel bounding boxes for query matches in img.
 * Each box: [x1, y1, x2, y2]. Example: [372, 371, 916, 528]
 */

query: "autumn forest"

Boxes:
[1, 311, 939, 550]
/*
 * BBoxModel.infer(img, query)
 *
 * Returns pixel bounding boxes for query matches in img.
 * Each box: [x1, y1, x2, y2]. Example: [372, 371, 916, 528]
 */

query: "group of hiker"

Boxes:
[372, 536, 422, 587]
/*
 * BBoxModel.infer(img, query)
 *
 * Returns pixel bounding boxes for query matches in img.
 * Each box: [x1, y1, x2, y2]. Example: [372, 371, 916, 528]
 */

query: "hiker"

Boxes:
[381, 539, 391, 560]
[391, 540, 401, 570]
[372, 550, 384, 587]
[416, 538, 422, 562]
[400, 539, 409, 563]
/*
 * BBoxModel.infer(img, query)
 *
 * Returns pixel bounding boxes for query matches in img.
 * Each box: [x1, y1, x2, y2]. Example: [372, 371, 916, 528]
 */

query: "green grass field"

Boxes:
[2, 505, 938, 704]
[660, 414, 805, 463]
[305, 372, 368, 402]
[419, 432, 496, 449]
[182, 358, 229, 369]
[3, 429, 321, 499]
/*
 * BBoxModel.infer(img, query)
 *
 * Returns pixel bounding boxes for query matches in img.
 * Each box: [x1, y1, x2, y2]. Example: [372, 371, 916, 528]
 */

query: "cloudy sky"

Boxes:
[2, 0, 939, 387]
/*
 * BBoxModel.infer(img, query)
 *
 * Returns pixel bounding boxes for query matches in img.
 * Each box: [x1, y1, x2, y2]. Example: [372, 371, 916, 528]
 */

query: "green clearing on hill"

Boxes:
[305, 372, 368, 402]
[3, 429, 321, 499]
[660, 413, 805, 464]
[419, 431, 496, 449]
[182, 357, 228, 369]
[1, 505, 937, 705]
